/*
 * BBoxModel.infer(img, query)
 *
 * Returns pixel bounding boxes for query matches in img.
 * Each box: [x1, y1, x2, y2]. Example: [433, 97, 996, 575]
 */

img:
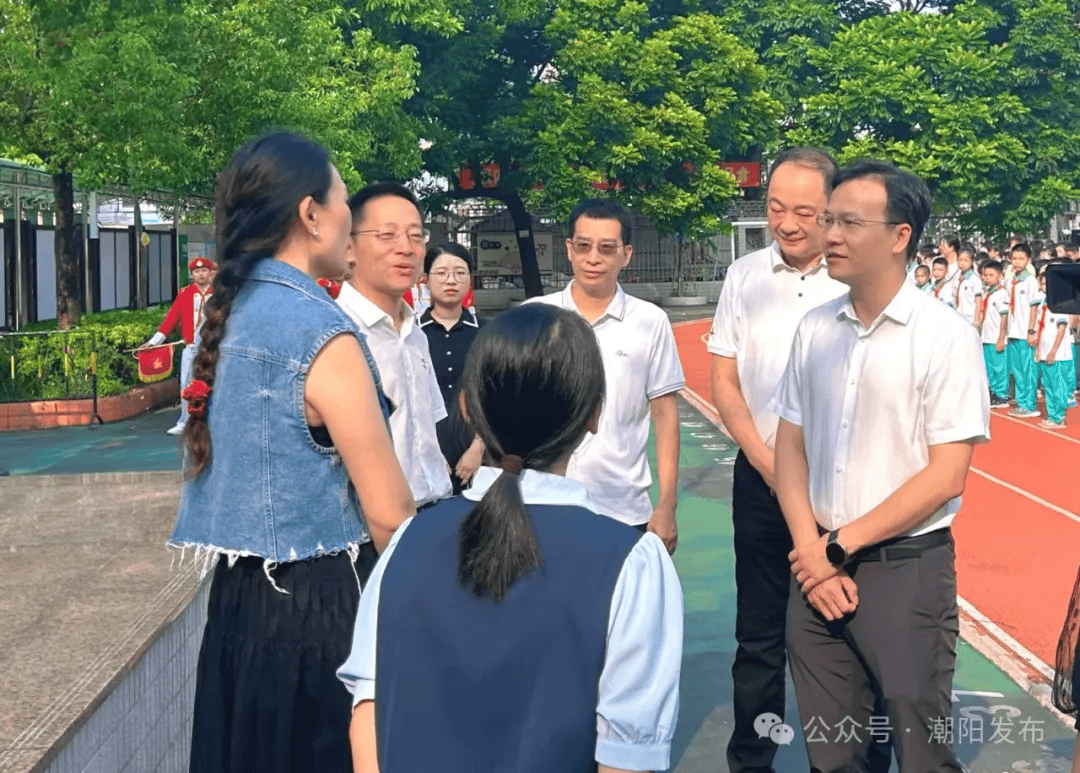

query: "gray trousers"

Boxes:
[786, 538, 962, 773]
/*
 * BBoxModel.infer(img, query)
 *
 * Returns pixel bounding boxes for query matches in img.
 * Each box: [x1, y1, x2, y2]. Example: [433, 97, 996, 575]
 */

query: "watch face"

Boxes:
[826, 540, 846, 566]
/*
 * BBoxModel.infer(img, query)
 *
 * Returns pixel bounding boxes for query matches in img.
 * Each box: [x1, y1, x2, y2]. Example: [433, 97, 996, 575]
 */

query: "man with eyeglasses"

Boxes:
[708, 147, 847, 773]
[771, 160, 989, 771]
[528, 199, 684, 554]
[337, 181, 452, 510]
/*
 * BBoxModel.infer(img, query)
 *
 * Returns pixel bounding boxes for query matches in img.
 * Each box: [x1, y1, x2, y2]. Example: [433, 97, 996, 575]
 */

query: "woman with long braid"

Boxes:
[171, 133, 413, 773]
[338, 304, 684, 773]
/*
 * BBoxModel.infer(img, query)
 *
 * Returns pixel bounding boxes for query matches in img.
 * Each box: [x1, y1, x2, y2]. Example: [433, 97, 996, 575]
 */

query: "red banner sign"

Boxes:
[720, 161, 761, 188]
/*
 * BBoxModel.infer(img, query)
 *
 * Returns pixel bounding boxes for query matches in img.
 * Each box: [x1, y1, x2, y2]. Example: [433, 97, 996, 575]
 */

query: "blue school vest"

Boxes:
[374, 497, 642, 772]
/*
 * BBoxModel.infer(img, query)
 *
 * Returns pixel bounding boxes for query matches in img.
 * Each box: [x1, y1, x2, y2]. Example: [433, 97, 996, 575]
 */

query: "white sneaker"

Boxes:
[166, 423, 186, 436]
[1038, 419, 1066, 430]
[1008, 408, 1041, 418]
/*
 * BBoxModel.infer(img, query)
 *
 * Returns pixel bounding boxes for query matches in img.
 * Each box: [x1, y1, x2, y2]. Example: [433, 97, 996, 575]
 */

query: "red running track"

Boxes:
[673, 317, 1079, 667]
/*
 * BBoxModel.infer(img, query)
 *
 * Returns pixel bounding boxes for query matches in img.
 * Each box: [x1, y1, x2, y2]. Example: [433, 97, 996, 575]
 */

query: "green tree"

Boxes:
[381, 0, 779, 295]
[0, 0, 426, 326]
[784, 2, 1080, 236]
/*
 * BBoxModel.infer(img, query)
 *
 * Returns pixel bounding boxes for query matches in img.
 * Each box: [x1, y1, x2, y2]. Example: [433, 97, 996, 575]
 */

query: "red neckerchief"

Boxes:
[955, 268, 972, 306]
[981, 284, 999, 317]
[933, 279, 945, 298]
[1037, 303, 1048, 341]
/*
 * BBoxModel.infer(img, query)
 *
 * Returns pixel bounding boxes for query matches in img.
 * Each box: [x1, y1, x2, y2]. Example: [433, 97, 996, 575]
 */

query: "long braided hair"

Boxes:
[185, 133, 334, 477]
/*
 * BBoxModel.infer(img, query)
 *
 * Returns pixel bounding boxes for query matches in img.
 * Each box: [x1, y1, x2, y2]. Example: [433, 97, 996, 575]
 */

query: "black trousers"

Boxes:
[729, 450, 794, 773]
[787, 539, 962, 773]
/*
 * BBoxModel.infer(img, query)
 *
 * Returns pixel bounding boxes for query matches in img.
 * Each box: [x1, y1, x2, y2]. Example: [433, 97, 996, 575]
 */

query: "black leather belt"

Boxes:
[855, 528, 952, 562]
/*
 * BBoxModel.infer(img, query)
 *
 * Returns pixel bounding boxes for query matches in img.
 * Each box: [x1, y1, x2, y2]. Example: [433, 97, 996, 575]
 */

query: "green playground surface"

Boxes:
[0, 396, 1075, 772]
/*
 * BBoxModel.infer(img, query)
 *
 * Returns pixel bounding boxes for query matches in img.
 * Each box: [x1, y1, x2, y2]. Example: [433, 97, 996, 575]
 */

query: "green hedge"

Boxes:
[0, 305, 177, 401]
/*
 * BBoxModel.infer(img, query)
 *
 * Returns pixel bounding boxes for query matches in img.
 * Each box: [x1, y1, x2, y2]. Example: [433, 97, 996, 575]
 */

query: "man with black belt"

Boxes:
[708, 147, 845, 773]
[771, 160, 990, 772]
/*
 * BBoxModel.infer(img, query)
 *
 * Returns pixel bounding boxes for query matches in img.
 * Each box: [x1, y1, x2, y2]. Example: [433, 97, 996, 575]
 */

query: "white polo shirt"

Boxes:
[337, 282, 452, 507]
[769, 280, 991, 537]
[1005, 269, 1040, 340]
[527, 283, 685, 525]
[979, 284, 1009, 345]
[707, 242, 846, 450]
[1035, 301, 1075, 362]
[954, 270, 982, 323]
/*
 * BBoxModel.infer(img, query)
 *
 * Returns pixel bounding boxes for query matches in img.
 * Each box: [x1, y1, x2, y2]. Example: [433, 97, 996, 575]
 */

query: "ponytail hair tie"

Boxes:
[500, 455, 525, 476]
[182, 379, 212, 418]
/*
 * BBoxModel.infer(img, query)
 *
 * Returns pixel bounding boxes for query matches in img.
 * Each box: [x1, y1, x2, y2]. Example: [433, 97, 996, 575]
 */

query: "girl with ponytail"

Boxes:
[338, 303, 685, 773]
[172, 132, 413, 773]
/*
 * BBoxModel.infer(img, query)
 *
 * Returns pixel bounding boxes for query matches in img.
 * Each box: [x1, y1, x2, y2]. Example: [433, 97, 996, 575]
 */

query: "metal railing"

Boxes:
[1, 330, 103, 424]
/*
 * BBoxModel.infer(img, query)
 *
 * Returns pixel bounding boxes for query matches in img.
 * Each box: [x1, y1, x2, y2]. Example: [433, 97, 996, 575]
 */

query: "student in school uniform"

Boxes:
[954, 244, 982, 325]
[913, 264, 933, 292]
[1034, 269, 1075, 429]
[338, 303, 684, 773]
[979, 260, 1010, 408]
[1005, 243, 1041, 418]
[929, 257, 953, 305]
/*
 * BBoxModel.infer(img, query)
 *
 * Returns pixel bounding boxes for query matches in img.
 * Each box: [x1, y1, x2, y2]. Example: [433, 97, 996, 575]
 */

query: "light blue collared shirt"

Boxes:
[337, 467, 684, 772]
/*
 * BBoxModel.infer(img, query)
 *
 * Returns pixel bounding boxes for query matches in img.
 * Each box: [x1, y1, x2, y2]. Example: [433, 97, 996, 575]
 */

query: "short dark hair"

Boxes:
[1030, 239, 1044, 255]
[1011, 242, 1032, 259]
[348, 181, 423, 224]
[917, 242, 938, 259]
[932, 256, 948, 268]
[767, 147, 840, 194]
[1067, 243, 1079, 252]
[959, 242, 976, 257]
[832, 160, 931, 261]
[940, 233, 960, 253]
[424, 241, 475, 275]
[567, 199, 633, 244]
[982, 260, 1004, 274]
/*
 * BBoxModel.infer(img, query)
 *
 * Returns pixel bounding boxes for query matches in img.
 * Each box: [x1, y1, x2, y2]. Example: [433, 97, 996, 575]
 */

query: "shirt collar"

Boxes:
[837, 279, 918, 330]
[768, 241, 828, 276]
[419, 306, 479, 330]
[1012, 267, 1032, 281]
[338, 282, 414, 336]
[463, 466, 599, 510]
[563, 281, 628, 323]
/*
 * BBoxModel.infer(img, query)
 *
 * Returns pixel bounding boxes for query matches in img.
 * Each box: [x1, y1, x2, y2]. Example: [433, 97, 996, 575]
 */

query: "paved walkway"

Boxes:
[1, 370, 1076, 770]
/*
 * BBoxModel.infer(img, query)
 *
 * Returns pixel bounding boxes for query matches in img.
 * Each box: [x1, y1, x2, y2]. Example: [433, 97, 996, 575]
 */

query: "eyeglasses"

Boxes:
[816, 214, 903, 231]
[569, 240, 623, 257]
[429, 268, 470, 281]
[352, 227, 430, 245]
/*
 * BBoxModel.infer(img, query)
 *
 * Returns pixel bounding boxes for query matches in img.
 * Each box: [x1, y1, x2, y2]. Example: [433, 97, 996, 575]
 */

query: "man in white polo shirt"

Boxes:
[708, 148, 847, 773]
[771, 160, 990, 771]
[529, 199, 684, 553]
[337, 181, 452, 510]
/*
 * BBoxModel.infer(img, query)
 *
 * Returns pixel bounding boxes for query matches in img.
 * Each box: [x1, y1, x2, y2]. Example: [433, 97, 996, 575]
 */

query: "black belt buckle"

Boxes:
[856, 528, 951, 563]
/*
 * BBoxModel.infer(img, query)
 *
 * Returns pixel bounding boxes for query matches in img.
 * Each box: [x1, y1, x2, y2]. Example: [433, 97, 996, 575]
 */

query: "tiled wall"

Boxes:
[44, 577, 209, 773]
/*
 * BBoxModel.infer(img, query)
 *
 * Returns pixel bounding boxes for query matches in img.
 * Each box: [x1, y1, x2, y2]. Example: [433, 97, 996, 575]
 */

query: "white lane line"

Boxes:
[968, 467, 1080, 525]
[992, 410, 1080, 445]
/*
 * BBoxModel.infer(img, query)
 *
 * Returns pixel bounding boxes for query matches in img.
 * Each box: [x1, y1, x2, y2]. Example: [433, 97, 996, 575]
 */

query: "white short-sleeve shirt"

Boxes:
[337, 282, 451, 507]
[1035, 300, 1075, 362]
[955, 270, 982, 323]
[1005, 270, 1040, 340]
[527, 283, 685, 525]
[980, 285, 1009, 345]
[707, 243, 847, 450]
[769, 280, 991, 537]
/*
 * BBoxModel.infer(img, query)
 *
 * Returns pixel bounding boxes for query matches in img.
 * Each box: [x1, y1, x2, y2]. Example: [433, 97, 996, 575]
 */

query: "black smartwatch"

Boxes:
[825, 529, 849, 567]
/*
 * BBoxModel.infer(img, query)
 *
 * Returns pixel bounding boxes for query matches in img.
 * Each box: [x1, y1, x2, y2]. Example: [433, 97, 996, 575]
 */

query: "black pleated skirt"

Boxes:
[189, 544, 378, 773]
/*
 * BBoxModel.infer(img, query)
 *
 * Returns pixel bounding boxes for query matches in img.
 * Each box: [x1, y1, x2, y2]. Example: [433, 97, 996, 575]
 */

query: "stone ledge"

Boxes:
[0, 380, 179, 431]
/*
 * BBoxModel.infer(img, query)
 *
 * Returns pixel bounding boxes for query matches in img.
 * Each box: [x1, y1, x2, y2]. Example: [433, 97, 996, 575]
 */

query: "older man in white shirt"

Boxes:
[771, 160, 990, 772]
[708, 148, 848, 773]
[337, 182, 452, 509]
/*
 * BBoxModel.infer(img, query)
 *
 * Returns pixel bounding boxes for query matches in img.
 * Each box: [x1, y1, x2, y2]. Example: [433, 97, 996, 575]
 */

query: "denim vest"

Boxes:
[170, 259, 387, 564]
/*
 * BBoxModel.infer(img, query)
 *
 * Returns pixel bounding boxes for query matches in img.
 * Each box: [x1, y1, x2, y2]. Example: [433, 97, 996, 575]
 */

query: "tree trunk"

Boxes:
[445, 185, 543, 298]
[133, 195, 148, 308]
[53, 169, 81, 329]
